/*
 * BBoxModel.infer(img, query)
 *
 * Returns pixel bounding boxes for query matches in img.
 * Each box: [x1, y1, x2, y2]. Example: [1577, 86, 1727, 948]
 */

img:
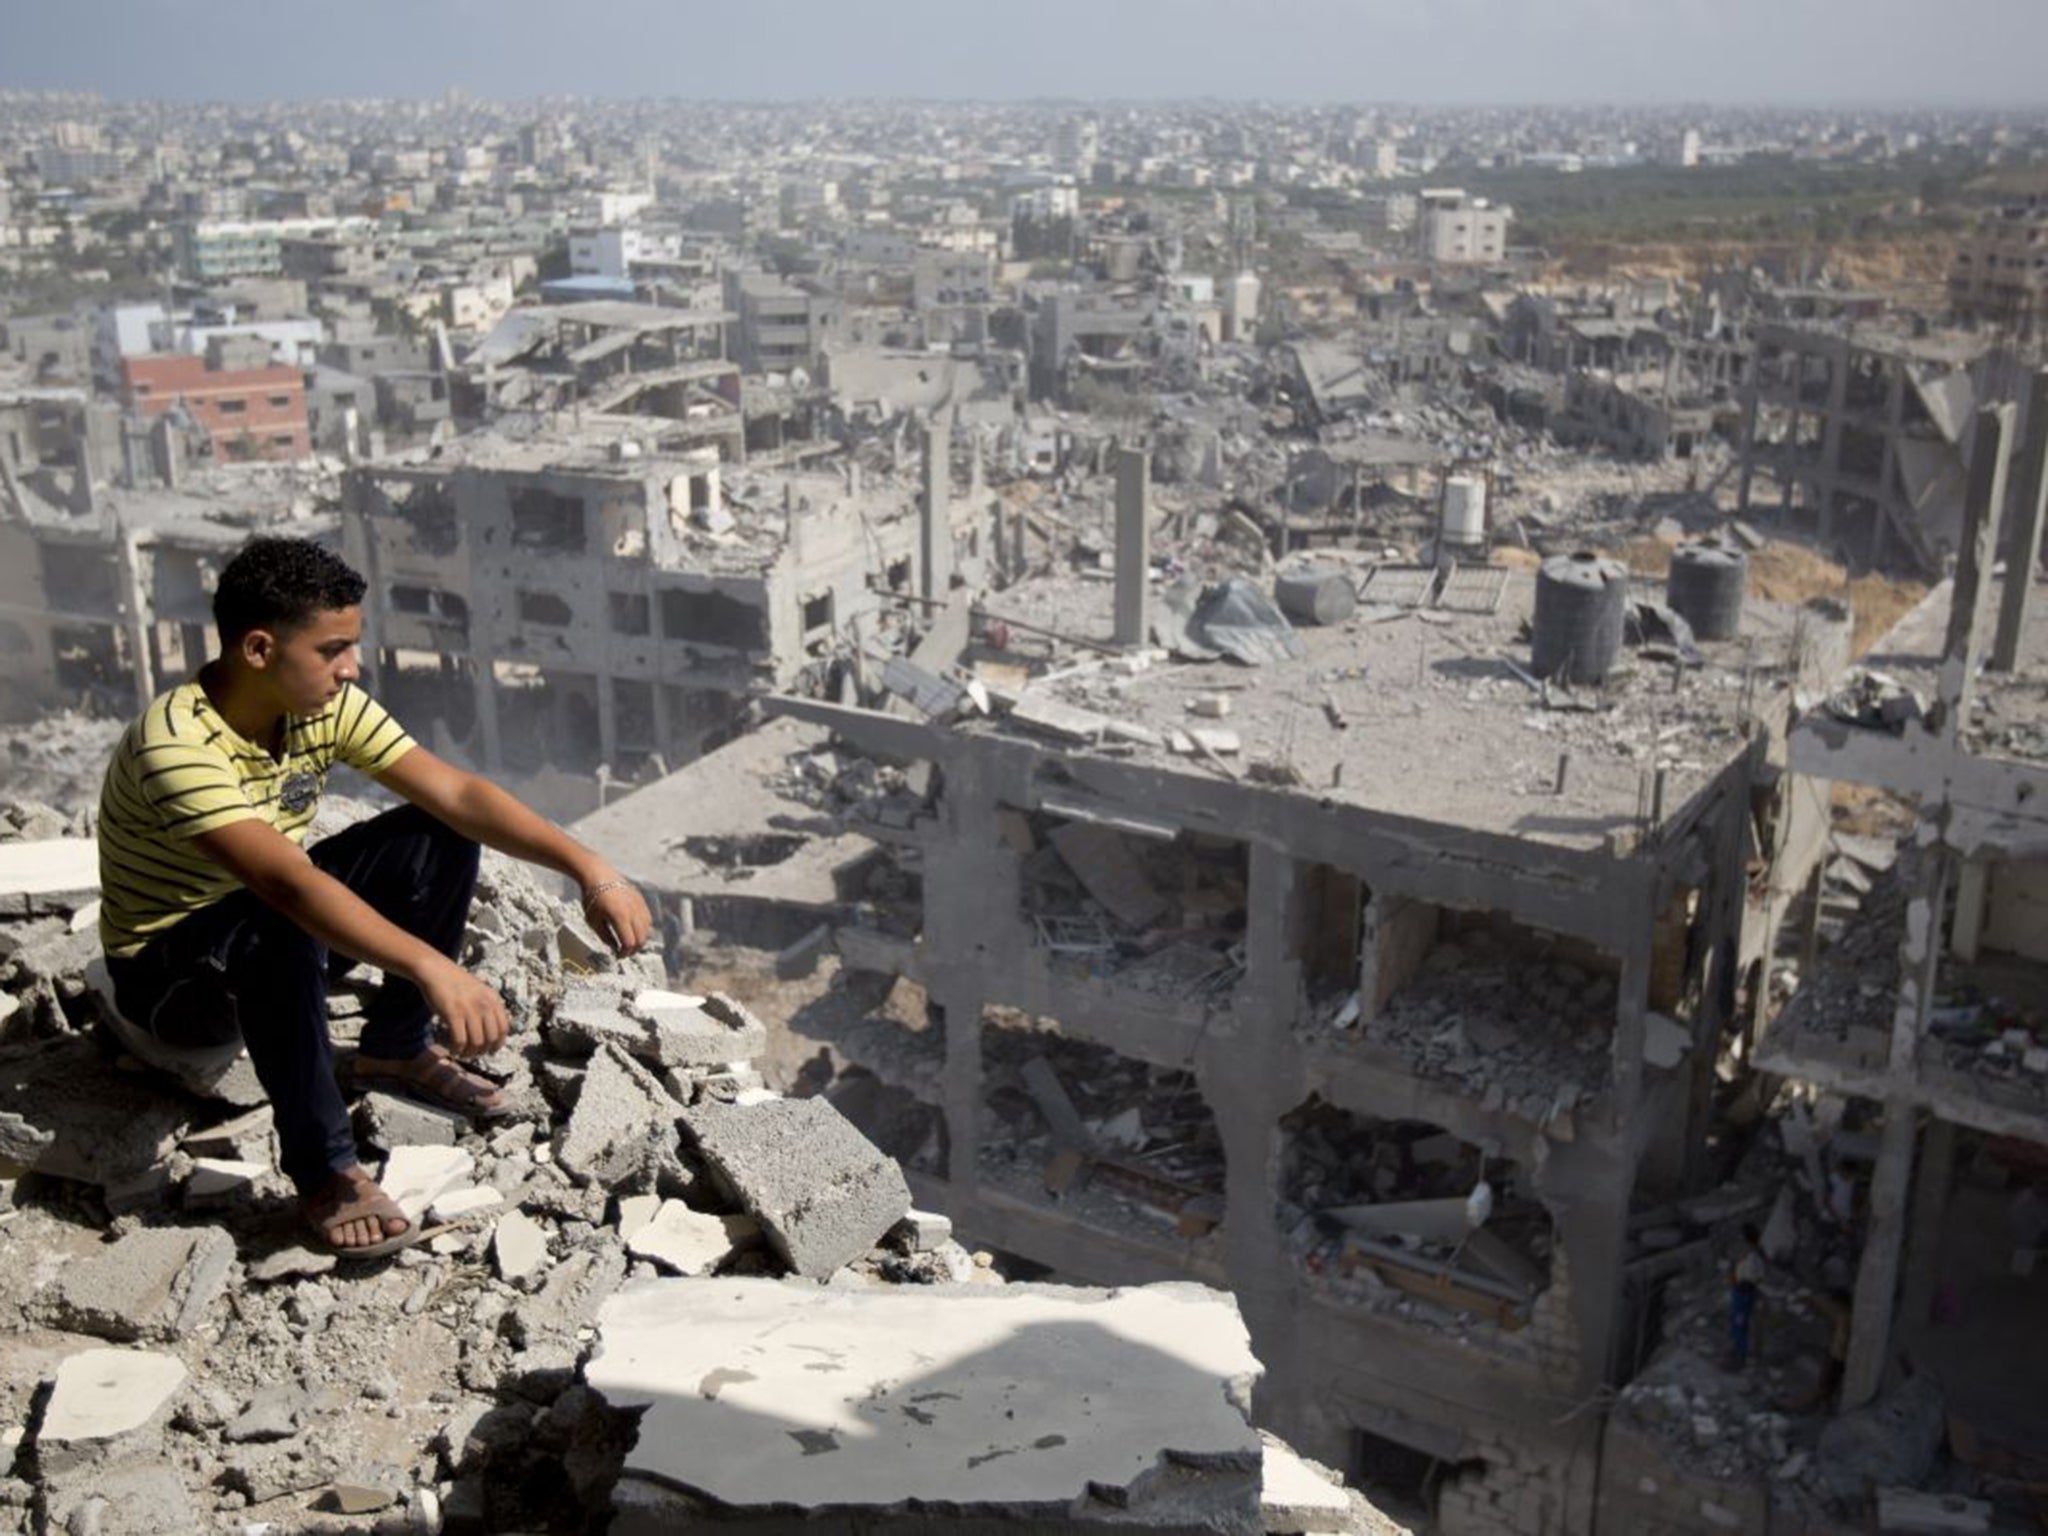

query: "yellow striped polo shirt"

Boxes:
[97, 679, 417, 958]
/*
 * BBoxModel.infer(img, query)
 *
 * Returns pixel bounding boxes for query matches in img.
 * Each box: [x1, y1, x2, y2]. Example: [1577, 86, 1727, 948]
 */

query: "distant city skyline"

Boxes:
[5, 0, 2047, 109]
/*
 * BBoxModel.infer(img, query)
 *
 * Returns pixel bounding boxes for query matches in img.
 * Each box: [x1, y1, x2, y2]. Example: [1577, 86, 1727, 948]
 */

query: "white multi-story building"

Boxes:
[1419, 190, 1509, 265]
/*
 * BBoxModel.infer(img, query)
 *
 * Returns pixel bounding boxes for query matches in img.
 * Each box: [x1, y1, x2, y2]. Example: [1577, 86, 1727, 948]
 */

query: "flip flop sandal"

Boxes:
[304, 1179, 435, 1262]
[341, 1049, 512, 1121]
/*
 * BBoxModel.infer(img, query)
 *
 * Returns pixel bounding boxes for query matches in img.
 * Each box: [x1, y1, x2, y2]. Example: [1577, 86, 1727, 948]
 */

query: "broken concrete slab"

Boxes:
[184, 1158, 267, 1202]
[1259, 1433, 1352, 1535]
[1814, 1375, 1944, 1505]
[624, 1202, 752, 1276]
[494, 1209, 551, 1284]
[0, 1036, 192, 1188]
[888, 1209, 953, 1254]
[554, 1042, 678, 1189]
[354, 1090, 465, 1150]
[34, 1347, 188, 1475]
[40, 1225, 235, 1342]
[378, 1145, 476, 1226]
[429, 1186, 505, 1225]
[679, 1095, 910, 1278]
[247, 1246, 336, 1285]
[615, 1193, 662, 1241]
[635, 991, 768, 1071]
[224, 1385, 305, 1445]
[586, 1278, 1262, 1522]
[37, 1458, 202, 1536]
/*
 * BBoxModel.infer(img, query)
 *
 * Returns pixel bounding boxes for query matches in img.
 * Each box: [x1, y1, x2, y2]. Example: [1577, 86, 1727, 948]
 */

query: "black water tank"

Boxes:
[1533, 552, 1629, 685]
[1666, 541, 1747, 642]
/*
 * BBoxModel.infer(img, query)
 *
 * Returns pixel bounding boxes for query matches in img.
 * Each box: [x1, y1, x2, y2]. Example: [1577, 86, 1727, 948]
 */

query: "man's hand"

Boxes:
[582, 877, 654, 957]
[418, 958, 510, 1057]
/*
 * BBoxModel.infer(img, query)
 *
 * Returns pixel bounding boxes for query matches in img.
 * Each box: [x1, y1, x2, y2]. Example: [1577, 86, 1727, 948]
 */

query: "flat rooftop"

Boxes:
[967, 559, 1825, 849]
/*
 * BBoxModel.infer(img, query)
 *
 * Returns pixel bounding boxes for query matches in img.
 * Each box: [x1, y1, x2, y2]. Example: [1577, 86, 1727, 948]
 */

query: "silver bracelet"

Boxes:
[581, 877, 632, 911]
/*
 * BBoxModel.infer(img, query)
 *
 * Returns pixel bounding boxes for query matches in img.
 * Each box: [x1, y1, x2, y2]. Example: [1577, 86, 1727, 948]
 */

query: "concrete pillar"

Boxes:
[1898, 1117, 1957, 1341]
[1951, 858, 1990, 963]
[1940, 404, 2013, 724]
[920, 413, 951, 602]
[1992, 369, 2048, 673]
[1113, 445, 1149, 649]
[1843, 1106, 1917, 1408]
[1844, 850, 1948, 1407]
[968, 428, 983, 501]
[114, 531, 155, 712]
[596, 673, 619, 773]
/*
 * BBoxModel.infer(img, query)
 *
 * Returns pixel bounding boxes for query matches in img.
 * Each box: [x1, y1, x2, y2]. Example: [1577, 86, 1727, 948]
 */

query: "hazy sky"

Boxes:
[6, 0, 2046, 108]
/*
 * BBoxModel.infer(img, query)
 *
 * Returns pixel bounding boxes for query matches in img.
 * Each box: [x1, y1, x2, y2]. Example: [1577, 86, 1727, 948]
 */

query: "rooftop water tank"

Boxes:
[1666, 541, 1747, 642]
[1533, 552, 1629, 686]
[1440, 474, 1487, 552]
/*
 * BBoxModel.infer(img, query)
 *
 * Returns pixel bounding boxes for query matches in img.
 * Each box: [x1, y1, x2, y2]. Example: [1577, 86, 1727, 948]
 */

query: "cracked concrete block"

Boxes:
[34, 1347, 188, 1475]
[379, 1145, 476, 1226]
[587, 1278, 1263, 1524]
[41, 1225, 235, 1342]
[624, 1202, 753, 1276]
[354, 1090, 466, 1150]
[679, 1096, 909, 1278]
[547, 1003, 649, 1060]
[888, 1209, 953, 1254]
[224, 1385, 305, 1444]
[554, 1043, 677, 1189]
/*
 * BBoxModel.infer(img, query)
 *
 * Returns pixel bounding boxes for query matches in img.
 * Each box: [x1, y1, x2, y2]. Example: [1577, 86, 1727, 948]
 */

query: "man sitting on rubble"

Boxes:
[98, 536, 653, 1257]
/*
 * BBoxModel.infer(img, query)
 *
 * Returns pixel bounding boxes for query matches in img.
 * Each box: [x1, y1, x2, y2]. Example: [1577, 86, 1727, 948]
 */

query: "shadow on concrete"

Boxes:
[584, 1282, 1268, 1535]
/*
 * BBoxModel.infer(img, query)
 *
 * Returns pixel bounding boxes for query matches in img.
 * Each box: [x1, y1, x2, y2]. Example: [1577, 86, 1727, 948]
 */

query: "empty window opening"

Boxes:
[801, 591, 835, 634]
[377, 650, 477, 748]
[510, 488, 586, 553]
[40, 544, 118, 611]
[608, 590, 651, 636]
[979, 1009, 1225, 1255]
[388, 584, 470, 637]
[659, 587, 768, 649]
[372, 476, 459, 556]
[1280, 1097, 1552, 1326]
[492, 663, 601, 775]
[517, 590, 575, 627]
[886, 556, 912, 592]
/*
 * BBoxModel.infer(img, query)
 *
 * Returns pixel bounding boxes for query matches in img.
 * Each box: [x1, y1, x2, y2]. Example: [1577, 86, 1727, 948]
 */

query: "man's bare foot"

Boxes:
[349, 1045, 508, 1118]
[304, 1165, 412, 1254]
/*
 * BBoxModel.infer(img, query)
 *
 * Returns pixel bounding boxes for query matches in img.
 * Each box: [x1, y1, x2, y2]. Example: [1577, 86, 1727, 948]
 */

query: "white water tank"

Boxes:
[1441, 474, 1487, 551]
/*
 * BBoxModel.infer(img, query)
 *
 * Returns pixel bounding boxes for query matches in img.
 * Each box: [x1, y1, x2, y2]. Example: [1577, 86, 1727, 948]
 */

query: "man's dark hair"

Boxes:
[1741, 1223, 1761, 1245]
[214, 537, 366, 644]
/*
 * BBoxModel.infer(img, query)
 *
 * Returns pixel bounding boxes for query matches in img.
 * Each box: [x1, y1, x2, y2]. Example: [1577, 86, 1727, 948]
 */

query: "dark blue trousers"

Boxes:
[106, 805, 479, 1195]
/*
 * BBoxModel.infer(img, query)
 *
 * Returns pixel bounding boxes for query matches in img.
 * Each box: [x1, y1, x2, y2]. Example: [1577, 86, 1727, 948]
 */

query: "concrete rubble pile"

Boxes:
[975, 1020, 1229, 1244]
[1276, 1101, 1551, 1342]
[1609, 1080, 1980, 1524]
[0, 796, 1396, 1534]
[1339, 930, 1610, 1124]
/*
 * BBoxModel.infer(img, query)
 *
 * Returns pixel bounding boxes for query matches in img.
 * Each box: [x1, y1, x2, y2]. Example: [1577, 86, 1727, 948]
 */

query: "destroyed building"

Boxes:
[1734, 323, 2000, 575]
[574, 446, 1873, 1533]
[341, 417, 988, 816]
[1760, 384, 2048, 1434]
